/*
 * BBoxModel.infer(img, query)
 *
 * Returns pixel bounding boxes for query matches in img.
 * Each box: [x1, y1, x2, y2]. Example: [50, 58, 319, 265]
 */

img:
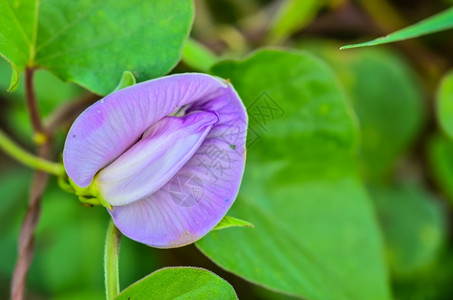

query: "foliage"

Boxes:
[1, 1, 453, 299]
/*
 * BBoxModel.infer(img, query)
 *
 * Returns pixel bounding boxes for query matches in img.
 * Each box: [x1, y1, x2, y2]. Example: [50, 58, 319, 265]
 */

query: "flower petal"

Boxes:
[96, 111, 219, 206]
[110, 85, 247, 247]
[63, 74, 227, 187]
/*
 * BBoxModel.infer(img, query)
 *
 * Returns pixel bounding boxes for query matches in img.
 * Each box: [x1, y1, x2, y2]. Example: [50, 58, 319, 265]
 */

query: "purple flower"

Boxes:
[63, 73, 247, 248]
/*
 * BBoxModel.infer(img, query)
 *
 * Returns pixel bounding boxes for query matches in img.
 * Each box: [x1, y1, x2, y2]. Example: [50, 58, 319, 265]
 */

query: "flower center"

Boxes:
[94, 110, 219, 206]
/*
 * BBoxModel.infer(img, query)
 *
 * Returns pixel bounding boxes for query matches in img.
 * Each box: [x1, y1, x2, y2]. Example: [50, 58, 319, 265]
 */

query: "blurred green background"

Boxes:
[1, 0, 453, 299]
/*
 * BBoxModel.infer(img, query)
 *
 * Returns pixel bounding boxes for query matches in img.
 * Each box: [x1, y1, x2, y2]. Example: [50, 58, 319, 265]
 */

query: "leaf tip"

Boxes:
[340, 44, 360, 50]
[213, 216, 255, 231]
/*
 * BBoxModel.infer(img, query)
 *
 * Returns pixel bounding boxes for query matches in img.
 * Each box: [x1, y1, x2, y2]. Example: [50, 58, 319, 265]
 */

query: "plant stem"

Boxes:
[0, 129, 64, 176]
[11, 146, 50, 300]
[11, 68, 50, 300]
[24, 68, 44, 135]
[105, 219, 121, 300]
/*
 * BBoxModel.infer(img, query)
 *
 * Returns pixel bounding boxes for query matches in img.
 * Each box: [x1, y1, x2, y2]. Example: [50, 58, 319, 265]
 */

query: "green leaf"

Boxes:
[0, 0, 193, 95]
[437, 71, 453, 138]
[268, 0, 323, 42]
[114, 71, 136, 91]
[197, 49, 390, 300]
[341, 7, 453, 49]
[301, 41, 424, 181]
[370, 183, 447, 275]
[213, 216, 254, 231]
[115, 267, 237, 300]
[427, 133, 453, 205]
[182, 38, 218, 72]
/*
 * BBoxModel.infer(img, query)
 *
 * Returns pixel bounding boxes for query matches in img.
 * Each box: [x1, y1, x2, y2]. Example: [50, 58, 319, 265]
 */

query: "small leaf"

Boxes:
[115, 267, 237, 300]
[213, 216, 254, 231]
[114, 71, 137, 91]
[437, 71, 453, 139]
[341, 7, 453, 49]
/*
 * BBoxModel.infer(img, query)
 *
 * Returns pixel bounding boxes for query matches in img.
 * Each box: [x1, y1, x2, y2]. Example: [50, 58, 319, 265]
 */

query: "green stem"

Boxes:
[0, 129, 64, 176]
[105, 219, 121, 300]
[182, 38, 218, 72]
[24, 68, 44, 135]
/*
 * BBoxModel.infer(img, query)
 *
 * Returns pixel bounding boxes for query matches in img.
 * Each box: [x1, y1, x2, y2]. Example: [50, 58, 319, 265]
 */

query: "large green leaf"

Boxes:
[370, 183, 446, 276]
[116, 267, 237, 300]
[0, 0, 193, 94]
[301, 41, 424, 181]
[197, 50, 390, 300]
[341, 7, 453, 49]
[437, 71, 453, 139]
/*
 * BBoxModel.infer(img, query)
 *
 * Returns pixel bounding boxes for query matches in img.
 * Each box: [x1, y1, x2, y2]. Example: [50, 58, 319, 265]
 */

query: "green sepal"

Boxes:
[57, 174, 75, 193]
[65, 177, 112, 210]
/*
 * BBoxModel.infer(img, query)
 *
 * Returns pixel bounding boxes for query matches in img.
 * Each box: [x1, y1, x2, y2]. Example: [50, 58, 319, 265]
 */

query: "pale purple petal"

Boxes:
[63, 74, 227, 187]
[110, 85, 247, 247]
[97, 111, 219, 206]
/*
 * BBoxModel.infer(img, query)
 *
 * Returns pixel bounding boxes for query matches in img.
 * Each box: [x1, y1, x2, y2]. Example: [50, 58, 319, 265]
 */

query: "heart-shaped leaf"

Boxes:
[0, 0, 193, 94]
[197, 49, 391, 300]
